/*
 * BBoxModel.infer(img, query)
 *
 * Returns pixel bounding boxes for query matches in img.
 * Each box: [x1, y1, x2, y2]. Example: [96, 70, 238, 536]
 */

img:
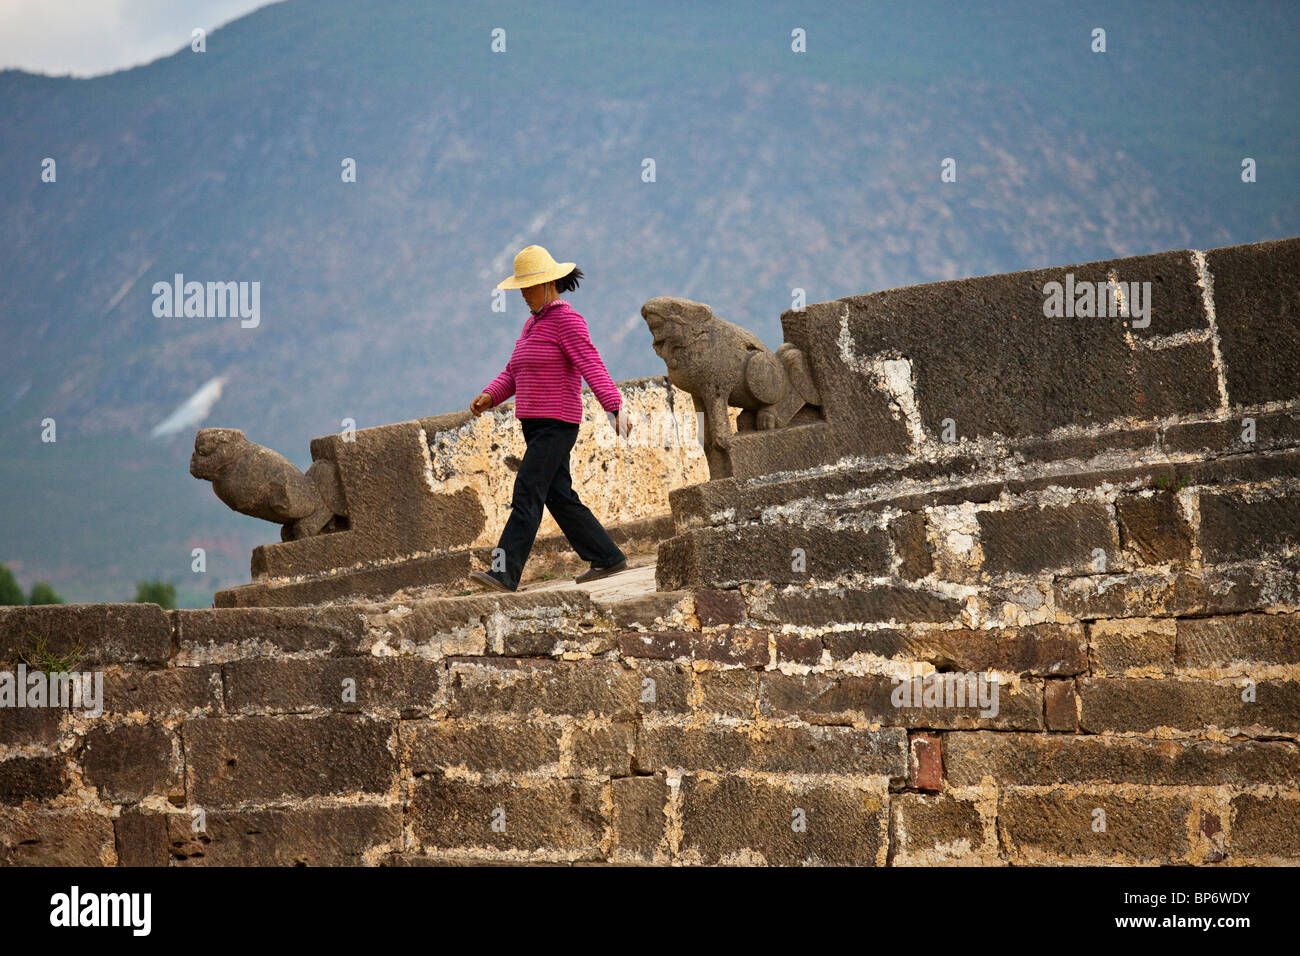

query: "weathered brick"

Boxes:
[1176, 613, 1300, 667]
[977, 502, 1118, 576]
[224, 656, 442, 715]
[762, 586, 963, 626]
[114, 808, 169, 867]
[0, 755, 66, 804]
[660, 524, 894, 588]
[1116, 491, 1192, 564]
[908, 733, 942, 791]
[606, 592, 691, 630]
[1172, 416, 1300, 458]
[611, 774, 668, 860]
[1043, 680, 1078, 731]
[1055, 569, 1206, 620]
[382, 854, 561, 867]
[371, 591, 596, 657]
[174, 605, 367, 661]
[0, 703, 66, 747]
[775, 631, 822, 665]
[403, 719, 560, 774]
[616, 629, 769, 667]
[891, 793, 986, 864]
[636, 724, 906, 776]
[947, 732, 1300, 786]
[1019, 427, 1160, 464]
[898, 623, 1087, 676]
[410, 777, 604, 856]
[0, 808, 114, 865]
[168, 805, 400, 865]
[1133, 341, 1221, 419]
[758, 672, 1042, 730]
[445, 658, 639, 718]
[1198, 488, 1300, 563]
[0, 603, 172, 666]
[571, 722, 634, 776]
[184, 714, 397, 805]
[1199, 559, 1300, 615]
[695, 668, 758, 717]
[633, 662, 691, 714]
[1078, 677, 1300, 735]
[1089, 618, 1176, 672]
[1230, 794, 1300, 860]
[102, 665, 221, 718]
[497, 630, 563, 657]
[889, 512, 934, 581]
[998, 790, 1195, 863]
[820, 628, 906, 661]
[678, 775, 887, 865]
[1207, 236, 1300, 407]
[693, 590, 745, 627]
[82, 722, 176, 803]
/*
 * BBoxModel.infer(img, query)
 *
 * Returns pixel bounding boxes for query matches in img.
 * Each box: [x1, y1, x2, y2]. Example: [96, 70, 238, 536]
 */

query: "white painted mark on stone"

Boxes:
[836, 305, 926, 449]
[1192, 250, 1230, 412]
[418, 426, 439, 494]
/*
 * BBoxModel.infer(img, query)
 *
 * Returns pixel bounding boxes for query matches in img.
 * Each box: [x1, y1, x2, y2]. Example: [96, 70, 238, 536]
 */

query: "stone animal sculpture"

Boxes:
[190, 428, 345, 540]
[641, 295, 821, 466]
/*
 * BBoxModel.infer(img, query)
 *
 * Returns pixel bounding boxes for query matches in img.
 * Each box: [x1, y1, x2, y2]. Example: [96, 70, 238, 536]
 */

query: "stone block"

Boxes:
[1176, 613, 1300, 667]
[0, 808, 114, 865]
[1116, 491, 1193, 564]
[0, 603, 171, 666]
[946, 732, 1300, 786]
[611, 774, 668, 860]
[82, 722, 176, 803]
[444, 658, 640, 719]
[636, 724, 907, 776]
[402, 719, 560, 774]
[616, 628, 769, 667]
[678, 775, 888, 865]
[409, 777, 604, 856]
[183, 714, 397, 805]
[223, 657, 442, 715]
[168, 805, 400, 865]
[1206, 236, 1300, 407]
[999, 790, 1195, 863]
[977, 502, 1118, 576]
[891, 793, 987, 864]
[1078, 677, 1300, 736]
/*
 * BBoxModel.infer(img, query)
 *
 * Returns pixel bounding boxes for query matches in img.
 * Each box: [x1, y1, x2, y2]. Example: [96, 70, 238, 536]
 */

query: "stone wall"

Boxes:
[1, 586, 1295, 865]
[2, 237, 1296, 865]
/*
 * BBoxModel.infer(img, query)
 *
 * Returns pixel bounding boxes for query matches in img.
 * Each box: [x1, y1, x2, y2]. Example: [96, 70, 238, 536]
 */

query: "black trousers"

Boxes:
[491, 417, 625, 589]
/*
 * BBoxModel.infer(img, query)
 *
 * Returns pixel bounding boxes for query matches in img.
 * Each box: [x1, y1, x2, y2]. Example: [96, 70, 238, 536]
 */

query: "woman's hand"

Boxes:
[612, 407, 633, 440]
[470, 392, 494, 417]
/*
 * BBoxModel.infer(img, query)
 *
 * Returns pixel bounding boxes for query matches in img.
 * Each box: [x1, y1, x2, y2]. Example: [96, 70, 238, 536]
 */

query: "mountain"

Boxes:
[1, 0, 1297, 605]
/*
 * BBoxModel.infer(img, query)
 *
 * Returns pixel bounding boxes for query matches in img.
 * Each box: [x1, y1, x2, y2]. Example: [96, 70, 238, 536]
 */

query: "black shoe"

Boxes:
[575, 559, 629, 584]
[470, 570, 516, 593]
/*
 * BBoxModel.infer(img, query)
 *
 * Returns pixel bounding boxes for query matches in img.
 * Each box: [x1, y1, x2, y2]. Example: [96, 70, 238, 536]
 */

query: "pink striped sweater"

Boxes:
[481, 298, 623, 424]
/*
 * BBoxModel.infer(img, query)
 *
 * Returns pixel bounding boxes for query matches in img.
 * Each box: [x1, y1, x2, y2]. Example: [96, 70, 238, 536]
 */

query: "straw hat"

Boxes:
[496, 244, 576, 290]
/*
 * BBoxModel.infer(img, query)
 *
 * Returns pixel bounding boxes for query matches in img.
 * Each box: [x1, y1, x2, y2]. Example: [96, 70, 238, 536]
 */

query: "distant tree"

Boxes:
[0, 564, 23, 605]
[27, 581, 63, 605]
[134, 579, 177, 610]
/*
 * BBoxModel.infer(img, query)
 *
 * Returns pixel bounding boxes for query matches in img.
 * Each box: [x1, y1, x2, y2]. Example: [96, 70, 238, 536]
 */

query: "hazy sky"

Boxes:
[0, 0, 274, 76]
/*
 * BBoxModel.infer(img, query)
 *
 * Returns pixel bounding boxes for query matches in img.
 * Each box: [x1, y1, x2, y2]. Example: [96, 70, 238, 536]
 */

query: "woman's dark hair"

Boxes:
[555, 266, 584, 294]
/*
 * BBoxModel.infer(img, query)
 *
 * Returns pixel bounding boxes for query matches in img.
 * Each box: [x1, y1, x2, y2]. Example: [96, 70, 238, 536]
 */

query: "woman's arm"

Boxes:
[481, 362, 516, 408]
[557, 313, 622, 413]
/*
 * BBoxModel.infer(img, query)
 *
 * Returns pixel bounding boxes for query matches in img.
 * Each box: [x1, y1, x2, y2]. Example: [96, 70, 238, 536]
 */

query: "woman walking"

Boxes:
[468, 244, 633, 593]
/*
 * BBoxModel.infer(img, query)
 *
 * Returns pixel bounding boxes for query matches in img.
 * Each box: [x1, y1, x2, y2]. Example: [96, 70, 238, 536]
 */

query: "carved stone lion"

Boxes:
[641, 296, 821, 474]
[190, 428, 344, 541]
